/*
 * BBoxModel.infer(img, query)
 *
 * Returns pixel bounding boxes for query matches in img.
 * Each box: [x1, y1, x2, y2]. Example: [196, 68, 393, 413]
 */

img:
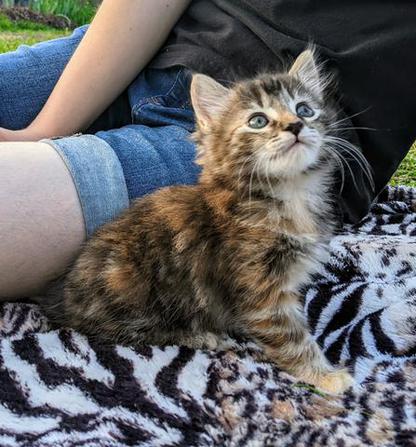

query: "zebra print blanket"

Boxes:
[1, 186, 415, 446]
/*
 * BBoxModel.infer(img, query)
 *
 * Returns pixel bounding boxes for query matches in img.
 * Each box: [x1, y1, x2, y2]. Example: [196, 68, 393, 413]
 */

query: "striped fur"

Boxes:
[0, 186, 415, 445]
[39, 50, 358, 393]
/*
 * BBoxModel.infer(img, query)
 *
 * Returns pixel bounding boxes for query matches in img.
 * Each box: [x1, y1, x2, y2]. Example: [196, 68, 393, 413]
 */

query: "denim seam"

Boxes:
[43, 135, 130, 237]
[131, 67, 185, 117]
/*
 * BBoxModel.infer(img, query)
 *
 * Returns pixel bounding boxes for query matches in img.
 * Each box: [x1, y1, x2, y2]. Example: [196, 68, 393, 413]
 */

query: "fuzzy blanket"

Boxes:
[0, 186, 415, 447]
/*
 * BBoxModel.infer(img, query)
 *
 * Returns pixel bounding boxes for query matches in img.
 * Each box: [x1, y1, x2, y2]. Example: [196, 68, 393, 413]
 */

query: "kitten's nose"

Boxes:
[285, 121, 304, 136]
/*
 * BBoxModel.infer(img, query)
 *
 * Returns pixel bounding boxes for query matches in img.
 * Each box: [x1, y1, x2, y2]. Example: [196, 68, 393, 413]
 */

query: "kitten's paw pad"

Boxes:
[314, 369, 354, 394]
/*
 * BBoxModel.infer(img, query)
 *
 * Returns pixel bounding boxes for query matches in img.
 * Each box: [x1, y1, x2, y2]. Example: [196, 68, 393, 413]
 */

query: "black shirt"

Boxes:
[151, 0, 416, 223]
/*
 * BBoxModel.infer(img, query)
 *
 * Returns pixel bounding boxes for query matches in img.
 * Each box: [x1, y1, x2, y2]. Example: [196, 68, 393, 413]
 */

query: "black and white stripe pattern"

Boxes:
[1, 185, 415, 446]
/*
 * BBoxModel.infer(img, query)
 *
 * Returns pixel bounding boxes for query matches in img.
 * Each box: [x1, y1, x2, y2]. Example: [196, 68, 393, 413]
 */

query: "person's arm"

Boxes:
[0, 0, 190, 142]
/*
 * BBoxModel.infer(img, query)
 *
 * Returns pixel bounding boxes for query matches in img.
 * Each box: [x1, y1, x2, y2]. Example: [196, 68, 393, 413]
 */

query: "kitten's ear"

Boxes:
[191, 74, 231, 129]
[289, 49, 323, 99]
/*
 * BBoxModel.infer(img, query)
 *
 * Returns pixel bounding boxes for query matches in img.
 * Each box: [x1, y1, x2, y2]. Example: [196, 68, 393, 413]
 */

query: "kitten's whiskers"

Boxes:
[236, 154, 256, 195]
[321, 145, 346, 193]
[323, 142, 360, 191]
[248, 157, 262, 207]
[324, 135, 374, 191]
[328, 106, 372, 129]
[255, 153, 271, 198]
[265, 155, 275, 198]
[262, 152, 276, 198]
[334, 126, 378, 132]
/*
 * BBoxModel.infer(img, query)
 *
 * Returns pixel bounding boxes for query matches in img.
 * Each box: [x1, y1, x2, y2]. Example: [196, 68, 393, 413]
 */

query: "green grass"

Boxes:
[0, 17, 415, 188]
[2, 0, 97, 26]
[0, 11, 56, 31]
[29, 0, 96, 27]
[0, 13, 68, 52]
[390, 143, 416, 188]
[0, 28, 66, 51]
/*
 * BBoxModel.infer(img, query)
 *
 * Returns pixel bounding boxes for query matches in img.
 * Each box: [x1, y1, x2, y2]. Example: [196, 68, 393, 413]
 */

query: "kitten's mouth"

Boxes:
[289, 138, 301, 148]
[282, 137, 305, 153]
[270, 135, 309, 159]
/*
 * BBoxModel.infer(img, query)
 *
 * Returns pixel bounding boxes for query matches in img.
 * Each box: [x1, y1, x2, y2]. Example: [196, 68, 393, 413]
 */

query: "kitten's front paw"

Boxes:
[312, 369, 354, 394]
[180, 332, 220, 350]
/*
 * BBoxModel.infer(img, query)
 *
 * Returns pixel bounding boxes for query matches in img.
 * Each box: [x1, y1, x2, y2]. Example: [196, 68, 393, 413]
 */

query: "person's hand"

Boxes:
[0, 127, 44, 142]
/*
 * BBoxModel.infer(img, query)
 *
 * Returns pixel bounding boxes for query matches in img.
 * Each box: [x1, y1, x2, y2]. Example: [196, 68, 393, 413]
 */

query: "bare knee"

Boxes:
[0, 141, 85, 298]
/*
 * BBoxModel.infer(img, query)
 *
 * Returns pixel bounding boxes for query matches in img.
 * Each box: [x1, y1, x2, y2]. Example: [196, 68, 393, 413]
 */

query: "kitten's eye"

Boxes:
[296, 102, 315, 118]
[248, 113, 269, 129]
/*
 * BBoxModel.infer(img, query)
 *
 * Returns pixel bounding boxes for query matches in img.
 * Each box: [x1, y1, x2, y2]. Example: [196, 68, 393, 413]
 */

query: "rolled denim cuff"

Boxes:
[44, 134, 129, 238]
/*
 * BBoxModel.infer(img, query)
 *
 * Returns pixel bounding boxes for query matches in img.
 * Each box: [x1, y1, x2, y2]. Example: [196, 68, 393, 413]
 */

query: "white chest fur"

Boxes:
[267, 170, 334, 292]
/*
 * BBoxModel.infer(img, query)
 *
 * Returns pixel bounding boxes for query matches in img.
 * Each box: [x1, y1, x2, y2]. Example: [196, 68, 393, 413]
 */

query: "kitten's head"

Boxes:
[191, 49, 339, 190]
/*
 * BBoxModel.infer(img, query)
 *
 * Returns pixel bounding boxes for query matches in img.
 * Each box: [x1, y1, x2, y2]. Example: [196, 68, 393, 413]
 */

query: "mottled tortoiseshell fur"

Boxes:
[43, 50, 354, 393]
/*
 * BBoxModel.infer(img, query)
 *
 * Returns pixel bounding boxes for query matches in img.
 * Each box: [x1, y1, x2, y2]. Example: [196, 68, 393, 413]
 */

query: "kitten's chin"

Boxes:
[263, 144, 321, 178]
[286, 141, 306, 152]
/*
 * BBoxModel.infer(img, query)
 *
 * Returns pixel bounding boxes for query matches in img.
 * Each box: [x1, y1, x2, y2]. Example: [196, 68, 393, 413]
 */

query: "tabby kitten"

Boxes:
[43, 50, 356, 393]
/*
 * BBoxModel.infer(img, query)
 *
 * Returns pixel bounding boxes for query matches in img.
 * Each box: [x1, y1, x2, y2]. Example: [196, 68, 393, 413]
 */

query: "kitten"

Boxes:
[42, 50, 360, 394]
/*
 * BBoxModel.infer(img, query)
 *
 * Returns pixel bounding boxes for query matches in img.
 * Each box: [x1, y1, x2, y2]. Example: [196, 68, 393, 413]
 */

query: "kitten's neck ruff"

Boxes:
[259, 166, 334, 234]
[264, 164, 334, 208]
[201, 162, 336, 237]
[269, 166, 335, 232]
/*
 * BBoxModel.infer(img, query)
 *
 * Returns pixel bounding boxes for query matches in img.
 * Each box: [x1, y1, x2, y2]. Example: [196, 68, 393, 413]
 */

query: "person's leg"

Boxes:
[0, 134, 129, 299]
[0, 26, 89, 131]
[98, 66, 200, 202]
[0, 142, 85, 298]
[0, 66, 195, 299]
[0, 27, 132, 299]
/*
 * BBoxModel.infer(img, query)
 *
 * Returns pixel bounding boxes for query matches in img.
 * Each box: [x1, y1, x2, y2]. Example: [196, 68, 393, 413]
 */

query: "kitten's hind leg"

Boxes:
[244, 292, 353, 394]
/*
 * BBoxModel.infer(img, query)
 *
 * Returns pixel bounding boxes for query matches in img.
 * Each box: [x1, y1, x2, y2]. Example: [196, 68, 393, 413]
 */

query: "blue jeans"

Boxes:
[0, 25, 200, 237]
